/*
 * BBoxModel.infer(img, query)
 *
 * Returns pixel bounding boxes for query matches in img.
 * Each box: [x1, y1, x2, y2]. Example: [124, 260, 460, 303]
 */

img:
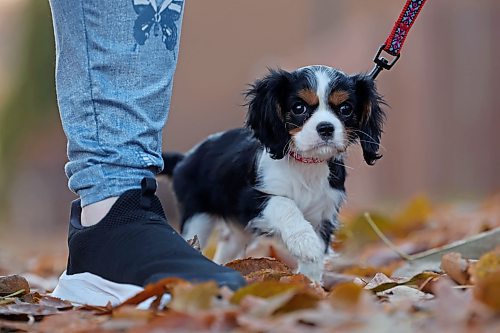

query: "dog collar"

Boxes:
[288, 150, 326, 164]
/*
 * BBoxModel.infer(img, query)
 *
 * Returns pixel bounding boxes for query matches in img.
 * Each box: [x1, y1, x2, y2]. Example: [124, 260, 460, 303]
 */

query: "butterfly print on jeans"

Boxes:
[133, 0, 183, 51]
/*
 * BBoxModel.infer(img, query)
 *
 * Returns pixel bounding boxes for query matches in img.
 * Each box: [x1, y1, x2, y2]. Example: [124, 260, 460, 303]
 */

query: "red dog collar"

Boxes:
[288, 150, 326, 164]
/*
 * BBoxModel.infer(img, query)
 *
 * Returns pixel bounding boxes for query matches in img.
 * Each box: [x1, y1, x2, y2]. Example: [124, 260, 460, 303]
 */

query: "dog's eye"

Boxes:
[339, 103, 353, 116]
[291, 102, 307, 115]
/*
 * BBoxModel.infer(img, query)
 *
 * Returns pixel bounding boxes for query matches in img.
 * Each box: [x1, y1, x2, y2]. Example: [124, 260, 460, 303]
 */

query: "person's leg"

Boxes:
[48, 0, 245, 304]
[51, 0, 180, 208]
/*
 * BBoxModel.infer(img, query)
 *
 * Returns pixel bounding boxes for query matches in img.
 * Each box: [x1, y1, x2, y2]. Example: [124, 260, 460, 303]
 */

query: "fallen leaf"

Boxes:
[365, 272, 440, 293]
[329, 282, 364, 310]
[38, 310, 106, 333]
[430, 277, 475, 329]
[0, 275, 30, 296]
[469, 248, 500, 311]
[273, 290, 321, 315]
[112, 305, 153, 320]
[230, 280, 301, 305]
[20, 292, 73, 311]
[440, 252, 472, 285]
[341, 265, 394, 279]
[0, 303, 58, 318]
[187, 235, 201, 252]
[243, 268, 293, 284]
[169, 281, 220, 314]
[225, 257, 291, 276]
[117, 277, 188, 308]
[239, 293, 295, 317]
[130, 311, 214, 332]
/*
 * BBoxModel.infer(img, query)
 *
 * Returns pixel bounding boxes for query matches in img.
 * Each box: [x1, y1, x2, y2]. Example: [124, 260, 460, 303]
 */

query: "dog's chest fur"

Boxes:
[256, 152, 344, 227]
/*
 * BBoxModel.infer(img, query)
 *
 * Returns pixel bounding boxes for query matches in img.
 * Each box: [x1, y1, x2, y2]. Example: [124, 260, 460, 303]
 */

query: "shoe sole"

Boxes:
[52, 271, 169, 308]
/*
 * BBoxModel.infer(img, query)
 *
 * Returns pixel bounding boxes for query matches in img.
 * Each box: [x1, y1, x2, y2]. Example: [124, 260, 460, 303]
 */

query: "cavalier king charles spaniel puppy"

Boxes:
[161, 65, 385, 282]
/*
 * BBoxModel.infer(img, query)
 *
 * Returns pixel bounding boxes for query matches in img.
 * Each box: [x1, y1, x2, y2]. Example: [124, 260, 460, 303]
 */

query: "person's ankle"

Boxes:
[81, 196, 119, 227]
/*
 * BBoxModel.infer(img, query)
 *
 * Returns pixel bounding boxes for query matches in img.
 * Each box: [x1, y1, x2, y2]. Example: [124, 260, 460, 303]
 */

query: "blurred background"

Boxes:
[0, 0, 499, 244]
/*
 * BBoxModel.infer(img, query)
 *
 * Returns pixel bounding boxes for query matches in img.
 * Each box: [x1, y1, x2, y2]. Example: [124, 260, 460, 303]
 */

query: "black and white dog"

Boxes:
[161, 65, 384, 282]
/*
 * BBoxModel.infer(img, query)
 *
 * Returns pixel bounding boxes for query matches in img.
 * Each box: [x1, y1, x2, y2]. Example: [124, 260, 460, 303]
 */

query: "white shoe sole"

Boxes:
[52, 271, 169, 308]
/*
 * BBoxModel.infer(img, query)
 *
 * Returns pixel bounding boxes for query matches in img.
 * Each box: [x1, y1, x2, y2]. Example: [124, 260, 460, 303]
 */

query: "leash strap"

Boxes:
[370, 0, 428, 79]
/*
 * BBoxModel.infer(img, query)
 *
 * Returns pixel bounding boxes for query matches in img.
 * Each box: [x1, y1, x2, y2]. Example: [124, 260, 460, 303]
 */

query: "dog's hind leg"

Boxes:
[212, 223, 251, 264]
[181, 213, 217, 249]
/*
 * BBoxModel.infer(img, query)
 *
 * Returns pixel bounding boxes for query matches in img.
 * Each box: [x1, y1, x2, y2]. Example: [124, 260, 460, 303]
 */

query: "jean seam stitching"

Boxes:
[80, 0, 101, 149]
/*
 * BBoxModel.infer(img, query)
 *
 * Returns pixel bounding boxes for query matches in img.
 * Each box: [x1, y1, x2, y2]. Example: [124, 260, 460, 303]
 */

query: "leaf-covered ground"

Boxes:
[1, 195, 499, 332]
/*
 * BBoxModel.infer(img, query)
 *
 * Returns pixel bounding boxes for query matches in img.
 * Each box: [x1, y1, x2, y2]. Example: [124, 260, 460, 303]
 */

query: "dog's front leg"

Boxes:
[250, 196, 325, 282]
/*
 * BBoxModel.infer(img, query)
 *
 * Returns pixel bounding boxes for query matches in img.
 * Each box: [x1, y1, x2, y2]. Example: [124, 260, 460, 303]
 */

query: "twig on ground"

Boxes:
[364, 212, 414, 261]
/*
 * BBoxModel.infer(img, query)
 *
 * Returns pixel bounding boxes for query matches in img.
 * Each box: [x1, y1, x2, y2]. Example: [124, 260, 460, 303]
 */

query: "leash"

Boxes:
[369, 0, 428, 79]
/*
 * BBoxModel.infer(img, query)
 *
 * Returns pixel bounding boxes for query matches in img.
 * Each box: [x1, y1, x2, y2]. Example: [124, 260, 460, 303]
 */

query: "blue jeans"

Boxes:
[49, 0, 184, 206]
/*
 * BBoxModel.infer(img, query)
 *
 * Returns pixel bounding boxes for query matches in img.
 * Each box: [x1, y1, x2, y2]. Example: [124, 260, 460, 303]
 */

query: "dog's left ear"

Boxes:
[352, 74, 386, 165]
[245, 69, 292, 159]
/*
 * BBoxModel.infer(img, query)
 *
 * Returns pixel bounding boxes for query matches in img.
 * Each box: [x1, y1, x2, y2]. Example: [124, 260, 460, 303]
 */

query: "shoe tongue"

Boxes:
[140, 177, 157, 209]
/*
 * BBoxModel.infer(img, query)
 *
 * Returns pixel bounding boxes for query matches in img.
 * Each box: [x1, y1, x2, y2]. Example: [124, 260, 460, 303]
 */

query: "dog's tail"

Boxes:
[160, 152, 185, 177]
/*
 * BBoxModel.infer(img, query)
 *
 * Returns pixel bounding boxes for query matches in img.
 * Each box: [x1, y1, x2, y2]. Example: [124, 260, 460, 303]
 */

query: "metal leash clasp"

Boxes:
[369, 45, 401, 79]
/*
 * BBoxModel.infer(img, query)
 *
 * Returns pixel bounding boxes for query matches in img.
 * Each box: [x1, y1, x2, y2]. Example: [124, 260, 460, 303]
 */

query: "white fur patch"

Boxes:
[256, 152, 344, 227]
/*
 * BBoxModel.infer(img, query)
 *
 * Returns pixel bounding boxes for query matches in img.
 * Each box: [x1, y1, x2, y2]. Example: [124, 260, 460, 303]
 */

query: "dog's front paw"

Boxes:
[286, 230, 324, 263]
[297, 260, 323, 282]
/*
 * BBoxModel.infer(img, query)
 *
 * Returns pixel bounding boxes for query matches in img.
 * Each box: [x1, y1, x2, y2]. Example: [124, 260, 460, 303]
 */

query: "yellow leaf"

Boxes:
[230, 281, 300, 305]
[169, 281, 220, 314]
[329, 282, 364, 309]
[470, 248, 500, 311]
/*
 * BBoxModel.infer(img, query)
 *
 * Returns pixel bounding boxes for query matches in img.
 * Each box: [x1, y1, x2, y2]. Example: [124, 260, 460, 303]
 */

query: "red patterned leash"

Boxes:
[369, 0, 428, 79]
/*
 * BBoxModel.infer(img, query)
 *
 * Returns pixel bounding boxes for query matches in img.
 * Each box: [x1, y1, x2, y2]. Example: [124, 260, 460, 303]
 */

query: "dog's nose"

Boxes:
[316, 122, 334, 140]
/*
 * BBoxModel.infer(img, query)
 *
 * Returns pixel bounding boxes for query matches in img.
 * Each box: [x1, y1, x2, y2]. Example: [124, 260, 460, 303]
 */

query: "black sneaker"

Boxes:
[52, 178, 245, 305]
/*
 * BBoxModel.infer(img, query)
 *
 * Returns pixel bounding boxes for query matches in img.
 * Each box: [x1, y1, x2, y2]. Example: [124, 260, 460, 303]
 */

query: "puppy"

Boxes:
[161, 65, 385, 282]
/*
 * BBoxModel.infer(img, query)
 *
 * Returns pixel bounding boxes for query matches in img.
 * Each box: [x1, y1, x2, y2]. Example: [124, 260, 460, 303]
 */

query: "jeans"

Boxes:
[49, 0, 184, 206]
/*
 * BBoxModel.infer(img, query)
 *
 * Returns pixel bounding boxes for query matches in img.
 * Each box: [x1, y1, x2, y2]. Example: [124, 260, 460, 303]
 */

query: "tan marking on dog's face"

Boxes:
[289, 126, 303, 135]
[298, 89, 319, 106]
[329, 90, 350, 106]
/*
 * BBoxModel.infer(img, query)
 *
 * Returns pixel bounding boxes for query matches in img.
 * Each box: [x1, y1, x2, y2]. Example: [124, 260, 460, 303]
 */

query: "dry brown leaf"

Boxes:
[365, 272, 441, 293]
[0, 303, 59, 318]
[225, 257, 291, 276]
[243, 268, 293, 284]
[20, 292, 73, 311]
[440, 252, 472, 285]
[0, 275, 30, 296]
[129, 310, 217, 332]
[186, 235, 201, 252]
[112, 305, 153, 321]
[116, 277, 189, 308]
[38, 310, 106, 333]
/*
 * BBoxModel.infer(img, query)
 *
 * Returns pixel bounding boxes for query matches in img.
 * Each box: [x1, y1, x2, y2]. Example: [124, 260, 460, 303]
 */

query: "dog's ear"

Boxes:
[352, 74, 386, 165]
[245, 69, 292, 159]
